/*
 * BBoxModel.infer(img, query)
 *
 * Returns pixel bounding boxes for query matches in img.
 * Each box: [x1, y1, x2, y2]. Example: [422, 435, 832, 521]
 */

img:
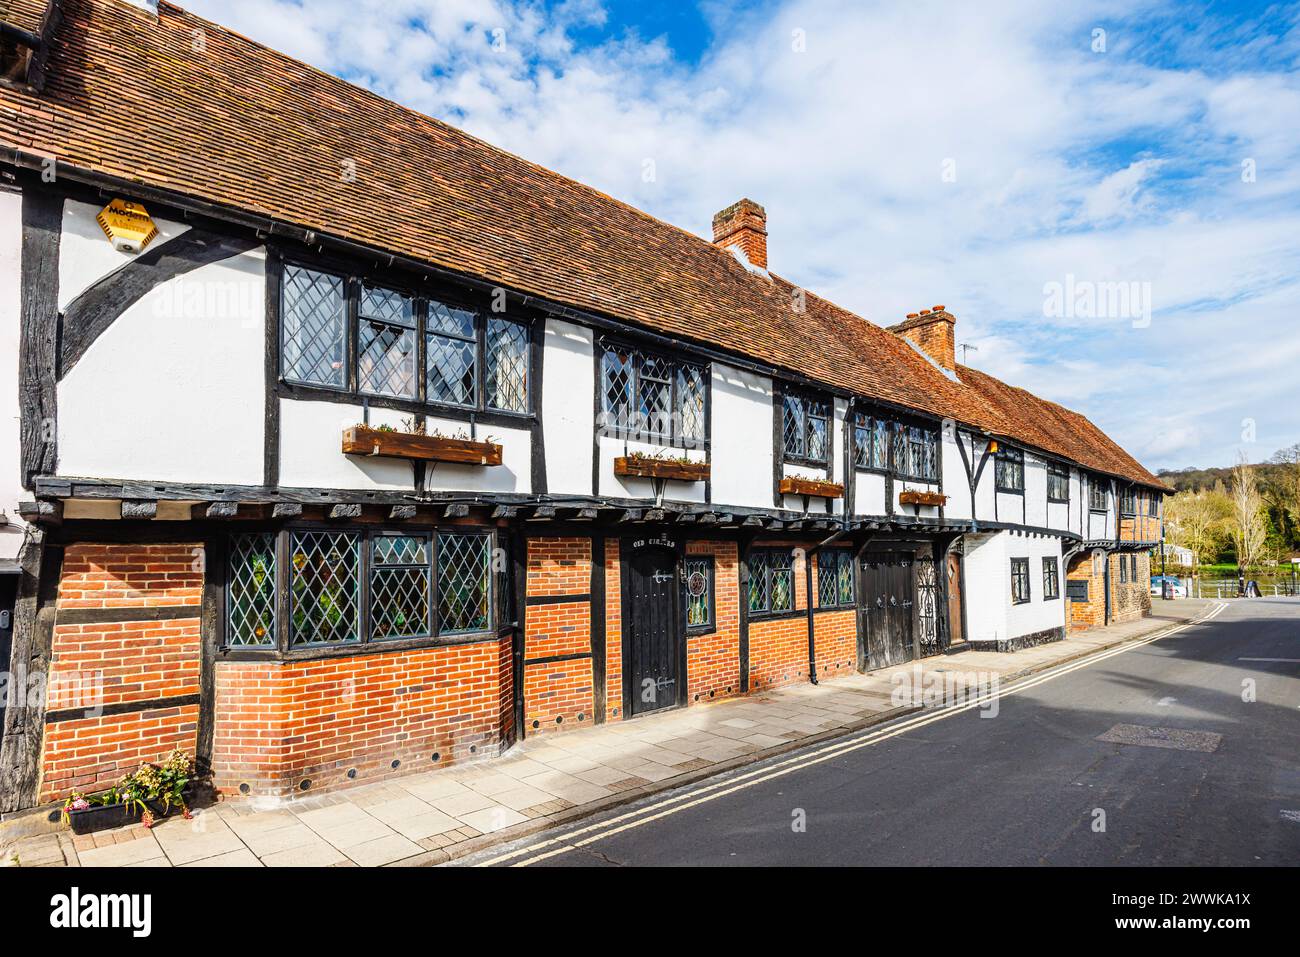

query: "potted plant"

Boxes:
[62, 750, 195, 835]
[614, 450, 710, 482]
[778, 476, 844, 498]
[342, 418, 502, 466]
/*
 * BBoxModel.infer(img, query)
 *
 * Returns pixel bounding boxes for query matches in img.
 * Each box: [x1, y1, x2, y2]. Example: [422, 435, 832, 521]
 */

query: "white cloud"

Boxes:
[185, 0, 1300, 471]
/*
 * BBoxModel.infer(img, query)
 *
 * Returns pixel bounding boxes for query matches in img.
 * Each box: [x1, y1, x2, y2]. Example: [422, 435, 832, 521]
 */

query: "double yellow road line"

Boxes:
[477, 601, 1230, 867]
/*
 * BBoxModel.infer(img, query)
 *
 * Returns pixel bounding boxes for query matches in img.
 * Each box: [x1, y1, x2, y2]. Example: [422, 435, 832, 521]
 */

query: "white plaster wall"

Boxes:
[971, 438, 996, 521]
[853, 471, 887, 516]
[541, 318, 593, 496]
[995, 491, 1024, 525]
[57, 199, 191, 310]
[1046, 500, 1070, 531]
[941, 421, 970, 520]
[962, 531, 1066, 643]
[1024, 455, 1047, 527]
[710, 363, 773, 510]
[57, 250, 266, 485]
[282, 399, 532, 494]
[894, 478, 942, 520]
[599, 435, 707, 503]
[0, 190, 25, 561]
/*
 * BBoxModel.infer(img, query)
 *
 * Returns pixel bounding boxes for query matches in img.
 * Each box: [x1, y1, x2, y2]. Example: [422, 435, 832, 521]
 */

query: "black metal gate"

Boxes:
[916, 554, 943, 657]
[623, 544, 681, 716]
[861, 552, 915, 670]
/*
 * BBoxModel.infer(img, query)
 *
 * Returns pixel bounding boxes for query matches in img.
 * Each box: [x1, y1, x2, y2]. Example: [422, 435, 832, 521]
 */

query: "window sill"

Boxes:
[1047, 497, 1070, 504]
[996, 487, 1025, 495]
[782, 455, 831, 470]
[747, 608, 804, 622]
[219, 630, 499, 662]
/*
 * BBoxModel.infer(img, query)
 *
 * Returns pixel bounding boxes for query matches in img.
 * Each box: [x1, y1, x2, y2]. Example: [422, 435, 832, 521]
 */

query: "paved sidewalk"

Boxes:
[3, 599, 1214, 868]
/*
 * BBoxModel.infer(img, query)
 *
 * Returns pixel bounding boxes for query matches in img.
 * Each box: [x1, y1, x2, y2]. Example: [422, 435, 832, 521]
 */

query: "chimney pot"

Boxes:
[712, 198, 768, 272]
[887, 305, 957, 372]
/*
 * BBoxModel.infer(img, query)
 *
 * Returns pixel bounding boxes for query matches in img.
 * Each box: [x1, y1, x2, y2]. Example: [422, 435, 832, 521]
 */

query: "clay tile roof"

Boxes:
[1, 0, 54, 35]
[0, 0, 1166, 491]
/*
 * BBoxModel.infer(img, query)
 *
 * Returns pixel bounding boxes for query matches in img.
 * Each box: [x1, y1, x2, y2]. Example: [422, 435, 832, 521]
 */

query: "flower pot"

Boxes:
[342, 427, 502, 465]
[66, 801, 136, 836]
[613, 457, 710, 482]
[778, 476, 844, 499]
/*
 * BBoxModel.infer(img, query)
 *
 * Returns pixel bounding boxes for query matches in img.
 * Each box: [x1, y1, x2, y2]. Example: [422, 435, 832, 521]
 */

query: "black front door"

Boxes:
[625, 545, 681, 716]
[861, 552, 916, 670]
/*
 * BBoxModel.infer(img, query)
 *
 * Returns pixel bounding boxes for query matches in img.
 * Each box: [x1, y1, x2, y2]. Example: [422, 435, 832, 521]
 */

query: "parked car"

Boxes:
[1150, 575, 1188, 598]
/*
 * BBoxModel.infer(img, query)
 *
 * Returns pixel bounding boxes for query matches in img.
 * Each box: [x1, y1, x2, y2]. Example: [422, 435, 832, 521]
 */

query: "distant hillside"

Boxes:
[1158, 445, 1298, 494]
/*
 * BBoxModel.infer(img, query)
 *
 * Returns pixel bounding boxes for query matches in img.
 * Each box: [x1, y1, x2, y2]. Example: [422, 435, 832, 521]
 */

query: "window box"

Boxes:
[779, 476, 844, 499]
[899, 490, 947, 507]
[341, 426, 502, 466]
[65, 800, 135, 836]
[614, 456, 710, 483]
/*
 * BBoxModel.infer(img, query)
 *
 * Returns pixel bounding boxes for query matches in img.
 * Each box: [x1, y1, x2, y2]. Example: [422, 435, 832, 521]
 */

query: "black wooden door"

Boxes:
[862, 552, 915, 670]
[625, 546, 680, 716]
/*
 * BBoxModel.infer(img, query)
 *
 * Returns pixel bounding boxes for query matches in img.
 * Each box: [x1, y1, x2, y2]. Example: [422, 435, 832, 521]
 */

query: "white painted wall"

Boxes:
[541, 318, 593, 496]
[58, 199, 191, 310]
[940, 421, 970, 520]
[962, 530, 1065, 643]
[0, 190, 25, 561]
[599, 435, 707, 503]
[853, 471, 888, 516]
[1024, 454, 1047, 527]
[57, 249, 266, 485]
[710, 362, 773, 510]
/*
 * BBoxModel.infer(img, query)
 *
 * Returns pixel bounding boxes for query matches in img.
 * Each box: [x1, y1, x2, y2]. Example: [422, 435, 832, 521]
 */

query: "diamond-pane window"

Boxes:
[427, 332, 477, 405]
[428, 300, 476, 337]
[750, 548, 794, 614]
[289, 531, 361, 645]
[783, 392, 829, 463]
[281, 265, 346, 387]
[358, 285, 416, 398]
[600, 345, 707, 447]
[817, 550, 854, 608]
[227, 533, 276, 646]
[486, 318, 529, 412]
[371, 535, 430, 640]
[438, 533, 491, 634]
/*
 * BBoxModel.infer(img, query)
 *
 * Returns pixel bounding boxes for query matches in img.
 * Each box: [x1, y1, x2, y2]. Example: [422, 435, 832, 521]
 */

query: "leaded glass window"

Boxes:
[1043, 557, 1060, 600]
[289, 531, 361, 645]
[370, 534, 430, 640]
[817, 550, 854, 608]
[358, 285, 416, 398]
[426, 300, 478, 406]
[1048, 464, 1070, 502]
[438, 533, 491, 634]
[486, 317, 529, 412]
[995, 446, 1024, 492]
[685, 556, 714, 629]
[600, 344, 706, 447]
[1010, 557, 1031, 604]
[227, 533, 277, 646]
[278, 262, 531, 414]
[281, 265, 346, 387]
[749, 548, 795, 614]
[782, 391, 829, 463]
[1089, 477, 1109, 511]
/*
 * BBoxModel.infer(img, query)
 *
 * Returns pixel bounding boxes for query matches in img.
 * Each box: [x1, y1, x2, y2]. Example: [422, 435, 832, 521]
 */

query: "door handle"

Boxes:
[876, 597, 884, 608]
[889, 595, 897, 606]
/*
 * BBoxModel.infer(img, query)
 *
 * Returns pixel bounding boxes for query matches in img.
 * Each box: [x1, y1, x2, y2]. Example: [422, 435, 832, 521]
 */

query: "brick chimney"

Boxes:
[712, 199, 768, 271]
[888, 306, 957, 372]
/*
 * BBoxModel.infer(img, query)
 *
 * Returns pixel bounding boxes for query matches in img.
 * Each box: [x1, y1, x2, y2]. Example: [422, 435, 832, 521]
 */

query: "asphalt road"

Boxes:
[479, 598, 1300, 866]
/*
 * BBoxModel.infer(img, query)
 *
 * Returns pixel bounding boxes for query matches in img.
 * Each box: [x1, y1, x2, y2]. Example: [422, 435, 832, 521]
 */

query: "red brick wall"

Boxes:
[1110, 552, 1152, 624]
[685, 540, 741, 704]
[813, 610, 857, 680]
[57, 543, 203, 609]
[39, 543, 204, 802]
[1066, 553, 1105, 631]
[604, 538, 623, 721]
[212, 640, 505, 798]
[522, 536, 595, 735]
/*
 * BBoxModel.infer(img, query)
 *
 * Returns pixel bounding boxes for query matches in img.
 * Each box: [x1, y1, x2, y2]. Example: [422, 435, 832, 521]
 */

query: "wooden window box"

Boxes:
[779, 476, 844, 499]
[899, 490, 947, 507]
[342, 427, 503, 466]
[614, 456, 710, 483]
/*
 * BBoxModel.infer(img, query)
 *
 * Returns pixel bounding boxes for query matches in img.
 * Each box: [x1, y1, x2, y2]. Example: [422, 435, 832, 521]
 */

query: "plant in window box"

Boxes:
[898, 490, 947, 507]
[342, 420, 502, 466]
[61, 750, 195, 835]
[613, 450, 710, 482]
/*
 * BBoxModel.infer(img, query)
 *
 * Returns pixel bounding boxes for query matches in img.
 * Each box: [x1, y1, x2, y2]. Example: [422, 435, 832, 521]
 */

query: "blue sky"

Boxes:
[191, 0, 1300, 472]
